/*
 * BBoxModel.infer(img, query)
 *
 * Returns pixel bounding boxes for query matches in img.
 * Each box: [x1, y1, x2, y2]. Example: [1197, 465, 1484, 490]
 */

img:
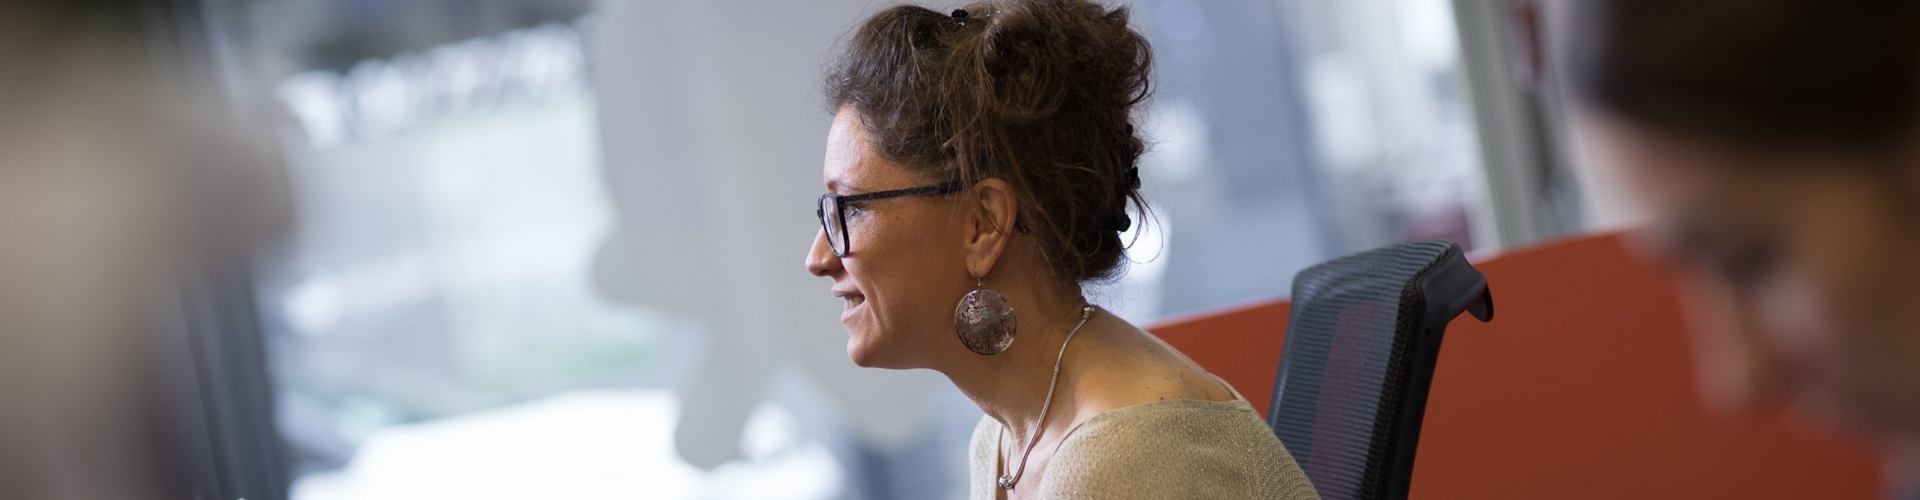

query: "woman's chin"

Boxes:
[845, 334, 912, 369]
[845, 335, 885, 368]
[846, 344, 879, 368]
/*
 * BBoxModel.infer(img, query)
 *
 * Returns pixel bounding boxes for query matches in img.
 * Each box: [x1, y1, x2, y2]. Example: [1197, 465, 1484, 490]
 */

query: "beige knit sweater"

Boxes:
[968, 394, 1321, 499]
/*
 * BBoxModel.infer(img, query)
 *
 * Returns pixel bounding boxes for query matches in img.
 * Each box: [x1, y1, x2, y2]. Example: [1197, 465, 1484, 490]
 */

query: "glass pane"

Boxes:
[1099, 0, 1486, 323]
[219, 2, 967, 499]
[209, 1, 1486, 499]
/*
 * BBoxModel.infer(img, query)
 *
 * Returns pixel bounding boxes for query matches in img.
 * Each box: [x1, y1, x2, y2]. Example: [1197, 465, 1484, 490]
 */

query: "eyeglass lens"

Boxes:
[819, 196, 846, 256]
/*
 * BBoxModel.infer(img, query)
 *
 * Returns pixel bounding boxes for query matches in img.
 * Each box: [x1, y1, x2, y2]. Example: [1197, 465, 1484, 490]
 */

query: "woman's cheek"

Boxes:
[1754, 273, 1826, 358]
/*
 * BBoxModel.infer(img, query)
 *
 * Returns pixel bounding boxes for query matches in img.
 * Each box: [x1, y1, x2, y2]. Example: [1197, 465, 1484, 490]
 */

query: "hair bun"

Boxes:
[1105, 211, 1132, 232]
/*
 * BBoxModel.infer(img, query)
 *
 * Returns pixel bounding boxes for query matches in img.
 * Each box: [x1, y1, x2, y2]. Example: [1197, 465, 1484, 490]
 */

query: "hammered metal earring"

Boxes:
[955, 275, 1017, 355]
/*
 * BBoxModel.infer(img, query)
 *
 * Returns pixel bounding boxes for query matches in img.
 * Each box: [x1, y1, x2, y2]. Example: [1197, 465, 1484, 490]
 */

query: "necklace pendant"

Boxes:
[997, 475, 1015, 490]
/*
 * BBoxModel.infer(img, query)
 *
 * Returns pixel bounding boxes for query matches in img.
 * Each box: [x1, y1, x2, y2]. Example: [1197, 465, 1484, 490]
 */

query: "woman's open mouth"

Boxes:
[834, 289, 864, 323]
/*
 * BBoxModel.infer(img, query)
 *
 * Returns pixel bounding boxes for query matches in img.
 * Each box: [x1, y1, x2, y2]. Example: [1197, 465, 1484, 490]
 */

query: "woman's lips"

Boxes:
[834, 290, 864, 323]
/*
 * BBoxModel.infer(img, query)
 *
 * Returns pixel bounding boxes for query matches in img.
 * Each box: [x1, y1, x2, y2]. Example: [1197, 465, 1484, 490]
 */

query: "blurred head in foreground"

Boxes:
[1568, 0, 1920, 475]
[1, 1, 281, 499]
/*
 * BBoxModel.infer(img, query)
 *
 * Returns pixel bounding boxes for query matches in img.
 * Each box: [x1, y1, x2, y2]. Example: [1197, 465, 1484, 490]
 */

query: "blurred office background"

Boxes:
[3, 0, 1597, 499]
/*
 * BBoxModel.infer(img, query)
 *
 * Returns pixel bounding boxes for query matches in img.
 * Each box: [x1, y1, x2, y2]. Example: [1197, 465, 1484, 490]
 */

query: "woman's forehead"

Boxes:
[824, 108, 867, 169]
[824, 110, 917, 193]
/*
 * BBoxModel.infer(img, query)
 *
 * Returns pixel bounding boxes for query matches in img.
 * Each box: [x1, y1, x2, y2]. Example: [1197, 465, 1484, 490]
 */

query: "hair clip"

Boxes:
[1107, 212, 1133, 232]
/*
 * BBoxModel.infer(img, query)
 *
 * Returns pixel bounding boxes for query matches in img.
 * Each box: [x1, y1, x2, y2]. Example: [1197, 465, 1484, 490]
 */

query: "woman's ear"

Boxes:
[964, 178, 1019, 278]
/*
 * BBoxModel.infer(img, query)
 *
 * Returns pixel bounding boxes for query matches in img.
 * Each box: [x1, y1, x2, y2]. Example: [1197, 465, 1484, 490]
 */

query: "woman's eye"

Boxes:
[1714, 242, 1778, 288]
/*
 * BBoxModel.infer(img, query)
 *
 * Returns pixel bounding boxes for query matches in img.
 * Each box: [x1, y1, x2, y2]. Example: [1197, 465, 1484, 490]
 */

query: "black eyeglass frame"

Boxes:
[817, 181, 965, 257]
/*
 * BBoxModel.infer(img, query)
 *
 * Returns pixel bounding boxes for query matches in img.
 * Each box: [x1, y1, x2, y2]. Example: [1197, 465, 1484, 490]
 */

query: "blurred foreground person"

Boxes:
[1568, 0, 1920, 496]
[0, 2, 284, 499]
[805, 1, 1318, 498]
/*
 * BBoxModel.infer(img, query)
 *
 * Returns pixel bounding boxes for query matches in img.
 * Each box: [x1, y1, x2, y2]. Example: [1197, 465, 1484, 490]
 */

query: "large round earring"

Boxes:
[955, 276, 1017, 355]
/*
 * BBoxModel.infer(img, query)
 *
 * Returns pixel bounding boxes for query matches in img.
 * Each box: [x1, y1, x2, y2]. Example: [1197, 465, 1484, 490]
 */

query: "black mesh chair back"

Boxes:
[1267, 240, 1493, 500]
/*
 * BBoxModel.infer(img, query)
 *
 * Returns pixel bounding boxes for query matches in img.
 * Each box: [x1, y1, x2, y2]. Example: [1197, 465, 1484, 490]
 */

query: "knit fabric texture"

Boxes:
[969, 396, 1321, 499]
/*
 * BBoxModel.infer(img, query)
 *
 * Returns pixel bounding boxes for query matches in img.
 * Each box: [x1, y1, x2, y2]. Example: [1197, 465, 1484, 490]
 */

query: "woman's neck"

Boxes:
[937, 285, 1092, 443]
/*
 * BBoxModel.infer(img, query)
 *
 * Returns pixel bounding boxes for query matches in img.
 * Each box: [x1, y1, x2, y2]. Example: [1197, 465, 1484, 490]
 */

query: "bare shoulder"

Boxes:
[1069, 311, 1238, 413]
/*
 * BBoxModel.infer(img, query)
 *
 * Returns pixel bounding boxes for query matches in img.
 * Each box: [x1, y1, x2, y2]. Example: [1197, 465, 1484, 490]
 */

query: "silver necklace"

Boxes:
[997, 305, 1095, 491]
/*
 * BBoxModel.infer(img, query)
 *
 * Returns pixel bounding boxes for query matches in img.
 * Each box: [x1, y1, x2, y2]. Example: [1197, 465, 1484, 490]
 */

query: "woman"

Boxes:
[804, 1, 1318, 498]
[1568, 0, 1920, 495]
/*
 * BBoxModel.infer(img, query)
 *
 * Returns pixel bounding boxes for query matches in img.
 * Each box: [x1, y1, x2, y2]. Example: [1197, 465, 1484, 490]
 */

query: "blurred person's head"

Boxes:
[1, 1, 282, 498]
[0, 0, 142, 68]
[805, 0, 1151, 369]
[1568, 0, 1920, 456]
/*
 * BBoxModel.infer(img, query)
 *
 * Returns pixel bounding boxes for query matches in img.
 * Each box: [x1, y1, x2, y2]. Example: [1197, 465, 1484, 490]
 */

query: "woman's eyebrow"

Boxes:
[1654, 214, 1718, 258]
[828, 179, 879, 195]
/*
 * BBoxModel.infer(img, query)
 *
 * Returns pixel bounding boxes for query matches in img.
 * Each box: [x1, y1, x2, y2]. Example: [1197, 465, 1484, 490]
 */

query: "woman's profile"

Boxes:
[804, 1, 1320, 498]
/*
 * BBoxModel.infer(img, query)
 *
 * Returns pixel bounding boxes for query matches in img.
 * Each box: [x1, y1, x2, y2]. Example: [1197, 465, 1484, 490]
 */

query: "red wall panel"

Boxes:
[1148, 233, 1879, 499]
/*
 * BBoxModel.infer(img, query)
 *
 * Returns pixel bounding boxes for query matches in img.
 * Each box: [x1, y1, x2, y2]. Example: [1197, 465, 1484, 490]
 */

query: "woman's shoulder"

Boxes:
[1073, 319, 1241, 410]
[1063, 398, 1271, 452]
[1038, 399, 1322, 499]
[966, 415, 1000, 498]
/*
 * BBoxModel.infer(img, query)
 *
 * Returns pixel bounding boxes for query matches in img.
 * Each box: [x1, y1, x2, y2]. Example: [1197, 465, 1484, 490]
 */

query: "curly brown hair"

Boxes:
[825, 0, 1154, 285]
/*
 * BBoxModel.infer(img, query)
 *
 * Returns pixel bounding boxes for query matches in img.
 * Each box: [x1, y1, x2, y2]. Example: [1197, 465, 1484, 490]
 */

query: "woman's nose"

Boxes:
[806, 229, 841, 277]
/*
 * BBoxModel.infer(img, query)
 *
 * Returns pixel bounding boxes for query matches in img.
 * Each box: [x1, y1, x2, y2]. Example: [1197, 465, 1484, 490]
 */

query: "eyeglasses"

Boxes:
[817, 181, 964, 257]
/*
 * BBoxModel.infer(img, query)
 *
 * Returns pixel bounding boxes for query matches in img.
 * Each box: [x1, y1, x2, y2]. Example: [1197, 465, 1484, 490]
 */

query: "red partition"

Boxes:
[1148, 233, 1879, 499]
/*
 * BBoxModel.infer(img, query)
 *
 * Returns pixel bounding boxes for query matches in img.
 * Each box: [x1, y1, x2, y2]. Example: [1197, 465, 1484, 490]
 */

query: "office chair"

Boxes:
[1267, 240, 1493, 500]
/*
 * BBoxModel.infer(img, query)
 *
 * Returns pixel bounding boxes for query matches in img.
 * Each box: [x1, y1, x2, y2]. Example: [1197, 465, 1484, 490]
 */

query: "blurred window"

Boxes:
[228, 11, 840, 499]
[212, 0, 1488, 498]
[1106, 0, 1484, 322]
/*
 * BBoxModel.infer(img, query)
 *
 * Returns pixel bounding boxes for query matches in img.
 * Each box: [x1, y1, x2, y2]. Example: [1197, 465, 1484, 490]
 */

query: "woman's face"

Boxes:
[1589, 116, 1920, 446]
[806, 107, 972, 369]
